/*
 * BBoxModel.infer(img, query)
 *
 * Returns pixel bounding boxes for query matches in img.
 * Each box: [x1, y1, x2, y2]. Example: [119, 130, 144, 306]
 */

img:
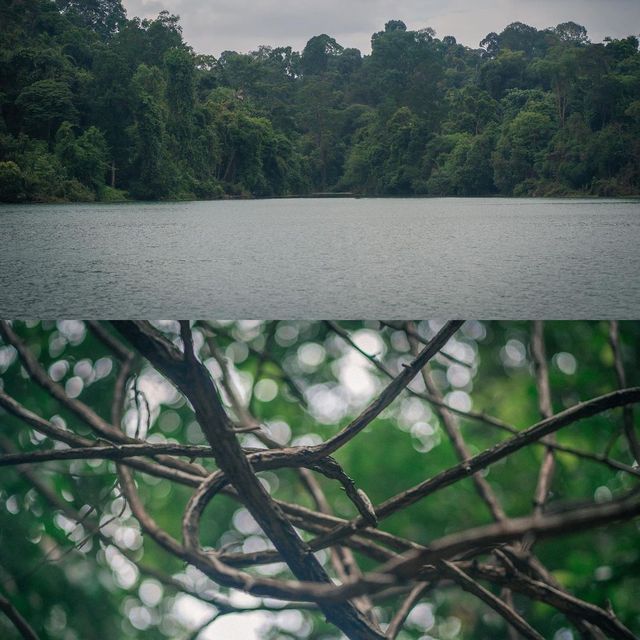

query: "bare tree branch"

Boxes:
[327, 320, 639, 479]
[111, 320, 386, 640]
[439, 561, 544, 640]
[530, 321, 556, 516]
[406, 321, 506, 522]
[374, 387, 640, 521]
[610, 321, 640, 465]
[2, 321, 639, 639]
[0, 594, 41, 640]
[314, 321, 463, 456]
[385, 581, 430, 640]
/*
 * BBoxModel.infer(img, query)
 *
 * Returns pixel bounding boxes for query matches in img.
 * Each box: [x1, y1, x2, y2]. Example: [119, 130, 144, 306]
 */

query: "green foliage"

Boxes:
[0, 160, 24, 201]
[100, 184, 128, 201]
[55, 122, 108, 195]
[1, 3, 640, 202]
[426, 130, 497, 195]
[127, 64, 174, 200]
[343, 107, 426, 194]
[493, 110, 555, 194]
[164, 48, 196, 142]
[56, 0, 126, 38]
[301, 34, 344, 76]
[15, 79, 77, 139]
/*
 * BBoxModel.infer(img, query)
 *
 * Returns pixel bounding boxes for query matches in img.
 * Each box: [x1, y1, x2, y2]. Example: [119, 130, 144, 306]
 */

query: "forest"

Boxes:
[1, 0, 640, 202]
[0, 320, 639, 639]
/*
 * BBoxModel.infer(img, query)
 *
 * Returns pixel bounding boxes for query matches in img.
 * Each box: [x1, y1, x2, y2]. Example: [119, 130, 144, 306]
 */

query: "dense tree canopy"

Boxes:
[1, 0, 640, 201]
[0, 320, 639, 639]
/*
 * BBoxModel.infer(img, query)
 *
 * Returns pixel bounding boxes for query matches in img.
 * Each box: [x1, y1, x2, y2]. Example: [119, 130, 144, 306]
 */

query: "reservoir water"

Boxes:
[1, 197, 639, 317]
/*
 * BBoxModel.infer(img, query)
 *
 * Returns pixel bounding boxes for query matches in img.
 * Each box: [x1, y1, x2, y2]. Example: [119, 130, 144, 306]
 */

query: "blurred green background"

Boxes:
[0, 320, 638, 639]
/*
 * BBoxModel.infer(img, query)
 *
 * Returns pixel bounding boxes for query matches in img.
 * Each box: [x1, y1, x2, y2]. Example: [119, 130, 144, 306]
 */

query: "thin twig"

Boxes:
[0, 594, 41, 640]
[385, 581, 430, 639]
[530, 321, 556, 518]
[440, 561, 544, 640]
[610, 321, 640, 464]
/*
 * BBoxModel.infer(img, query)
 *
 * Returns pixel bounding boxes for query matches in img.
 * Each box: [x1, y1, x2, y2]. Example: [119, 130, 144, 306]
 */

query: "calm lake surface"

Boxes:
[1, 197, 639, 317]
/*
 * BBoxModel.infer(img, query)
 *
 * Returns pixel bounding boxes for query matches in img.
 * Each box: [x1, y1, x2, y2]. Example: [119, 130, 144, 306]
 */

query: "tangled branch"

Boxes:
[1, 320, 638, 639]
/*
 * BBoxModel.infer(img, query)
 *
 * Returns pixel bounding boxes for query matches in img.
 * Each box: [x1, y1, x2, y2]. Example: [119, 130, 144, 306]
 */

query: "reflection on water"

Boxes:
[1, 197, 639, 317]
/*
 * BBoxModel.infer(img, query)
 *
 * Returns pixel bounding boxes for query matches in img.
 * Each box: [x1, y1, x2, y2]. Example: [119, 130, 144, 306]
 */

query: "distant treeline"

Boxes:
[1, 0, 640, 202]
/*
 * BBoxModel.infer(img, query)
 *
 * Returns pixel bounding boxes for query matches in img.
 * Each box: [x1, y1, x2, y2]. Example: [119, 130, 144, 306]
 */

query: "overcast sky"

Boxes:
[121, 0, 640, 55]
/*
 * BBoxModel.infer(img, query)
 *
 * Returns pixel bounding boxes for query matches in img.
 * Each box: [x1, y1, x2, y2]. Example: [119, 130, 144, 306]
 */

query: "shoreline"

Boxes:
[3, 193, 640, 207]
